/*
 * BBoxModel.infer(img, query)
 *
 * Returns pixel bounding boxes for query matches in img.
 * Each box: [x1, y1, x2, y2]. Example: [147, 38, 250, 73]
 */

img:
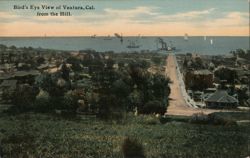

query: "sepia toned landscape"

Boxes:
[0, 43, 249, 157]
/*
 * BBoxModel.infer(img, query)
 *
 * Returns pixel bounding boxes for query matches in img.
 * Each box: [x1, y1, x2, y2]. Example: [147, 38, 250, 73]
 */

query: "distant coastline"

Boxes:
[0, 36, 248, 55]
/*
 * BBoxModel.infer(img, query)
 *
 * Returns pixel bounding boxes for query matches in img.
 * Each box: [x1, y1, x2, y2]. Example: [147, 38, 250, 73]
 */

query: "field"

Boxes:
[0, 112, 249, 158]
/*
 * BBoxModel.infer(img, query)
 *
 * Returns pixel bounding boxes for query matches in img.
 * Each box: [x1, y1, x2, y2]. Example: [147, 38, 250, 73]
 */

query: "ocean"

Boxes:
[0, 36, 249, 55]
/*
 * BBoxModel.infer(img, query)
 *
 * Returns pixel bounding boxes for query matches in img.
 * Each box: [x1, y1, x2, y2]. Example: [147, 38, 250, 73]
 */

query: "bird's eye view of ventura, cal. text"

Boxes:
[0, 0, 249, 157]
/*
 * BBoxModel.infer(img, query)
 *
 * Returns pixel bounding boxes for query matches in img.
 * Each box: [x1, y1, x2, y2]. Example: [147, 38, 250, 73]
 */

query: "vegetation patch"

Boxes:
[0, 113, 249, 158]
[121, 137, 145, 158]
[189, 112, 237, 126]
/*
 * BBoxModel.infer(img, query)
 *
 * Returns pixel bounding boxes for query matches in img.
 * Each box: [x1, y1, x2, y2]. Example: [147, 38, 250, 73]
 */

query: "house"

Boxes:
[204, 88, 217, 94]
[0, 63, 15, 72]
[12, 70, 40, 84]
[246, 99, 250, 106]
[37, 63, 49, 71]
[193, 91, 203, 102]
[236, 57, 250, 67]
[185, 69, 214, 91]
[0, 80, 17, 101]
[205, 90, 238, 109]
[70, 51, 86, 60]
[0, 74, 12, 81]
[0, 80, 17, 91]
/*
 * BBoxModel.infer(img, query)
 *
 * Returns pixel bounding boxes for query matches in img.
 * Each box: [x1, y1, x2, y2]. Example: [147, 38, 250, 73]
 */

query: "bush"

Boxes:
[0, 143, 3, 157]
[33, 97, 50, 112]
[143, 115, 159, 125]
[121, 137, 145, 158]
[152, 56, 162, 65]
[208, 113, 237, 126]
[141, 100, 166, 115]
[48, 96, 78, 112]
[189, 113, 237, 126]
[189, 113, 209, 124]
[2, 89, 14, 103]
[159, 115, 170, 124]
[12, 84, 39, 110]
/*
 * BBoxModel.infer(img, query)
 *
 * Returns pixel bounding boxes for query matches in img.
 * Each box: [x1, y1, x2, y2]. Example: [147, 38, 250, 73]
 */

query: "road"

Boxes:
[165, 53, 219, 116]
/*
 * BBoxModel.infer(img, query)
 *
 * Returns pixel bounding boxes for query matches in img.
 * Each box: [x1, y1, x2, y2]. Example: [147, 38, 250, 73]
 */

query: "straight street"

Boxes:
[165, 53, 219, 116]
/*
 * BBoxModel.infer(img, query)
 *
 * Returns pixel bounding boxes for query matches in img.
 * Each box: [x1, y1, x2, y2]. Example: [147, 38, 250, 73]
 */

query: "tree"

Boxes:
[86, 92, 99, 112]
[128, 89, 143, 111]
[106, 58, 115, 69]
[66, 57, 82, 72]
[183, 57, 188, 67]
[128, 62, 148, 89]
[237, 87, 248, 106]
[97, 94, 119, 119]
[111, 79, 131, 111]
[214, 67, 237, 84]
[118, 61, 125, 69]
[150, 73, 170, 105]
[236, 49, 250, 60]
[36, 74, 66, 97]
[192, 57, 205, 69]
[68, 89, 85, 110]
[0, 53, 4, 64]
[141, 100, 166, 115]
[12, 84, 39, 110]
[128, 62, 171, 112]
[36, 57, 45, 65]
[152, 56, 164, 66]
[10, 45, 17, 50]
[61, 63, 70, 81]
[111, 79, 130, 98]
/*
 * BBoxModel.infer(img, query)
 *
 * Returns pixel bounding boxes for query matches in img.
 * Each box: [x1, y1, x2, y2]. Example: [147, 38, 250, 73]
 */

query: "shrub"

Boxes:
[189, 113, 237, 126]
[2, 89, 14, 103]
[97, 95, 126, 121]
[152, 56, 162, 65]
[208, 113, 237, 126]
[141, 100, 166, 115]
[48, 96, 78, 112]
[189, 113, 209, 124]
[0, 143, 3, 158]
[12, 84, 39, 110]
[33, 97, 50, 112]
[121, 137, 145, 158]
[145, 117, 159, 125]
[159, 115, 170, 124]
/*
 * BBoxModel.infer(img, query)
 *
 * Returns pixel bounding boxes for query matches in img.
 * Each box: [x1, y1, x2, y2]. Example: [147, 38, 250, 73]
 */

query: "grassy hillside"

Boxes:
[0, 112, 249, 158]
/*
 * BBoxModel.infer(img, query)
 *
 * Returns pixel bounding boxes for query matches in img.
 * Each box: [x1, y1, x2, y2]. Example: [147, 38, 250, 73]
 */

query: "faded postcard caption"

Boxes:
[13, 4, 95, 16]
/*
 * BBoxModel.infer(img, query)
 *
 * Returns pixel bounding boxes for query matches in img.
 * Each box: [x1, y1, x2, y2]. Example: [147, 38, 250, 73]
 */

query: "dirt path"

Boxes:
[165, 53, 221, 116]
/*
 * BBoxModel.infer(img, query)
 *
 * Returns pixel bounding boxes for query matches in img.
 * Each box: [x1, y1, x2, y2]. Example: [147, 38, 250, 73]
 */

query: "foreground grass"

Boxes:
[212, 111, 250, 121]
[0, 112, 249, 158]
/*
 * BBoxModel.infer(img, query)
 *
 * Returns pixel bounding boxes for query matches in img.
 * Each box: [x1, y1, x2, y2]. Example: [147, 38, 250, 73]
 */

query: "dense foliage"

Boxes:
[2, 49, 170, 119]
[214, 67, 237, 84]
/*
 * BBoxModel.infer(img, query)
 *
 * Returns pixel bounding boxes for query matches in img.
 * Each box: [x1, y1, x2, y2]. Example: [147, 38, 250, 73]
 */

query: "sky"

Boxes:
[0, 0, 249, 36]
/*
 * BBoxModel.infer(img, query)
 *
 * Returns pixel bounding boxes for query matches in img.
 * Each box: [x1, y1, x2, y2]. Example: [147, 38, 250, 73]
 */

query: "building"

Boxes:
[12, 70, 40, 84]
[0, 80, 17, 101]
[205, 90, 238, 109]
[185, 69, 214, 91]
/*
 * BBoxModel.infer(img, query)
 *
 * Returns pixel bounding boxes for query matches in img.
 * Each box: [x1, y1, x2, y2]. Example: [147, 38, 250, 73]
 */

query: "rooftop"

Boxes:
[0, 80, 17, 89]
[193, 69, 213, 75]
[205, 90, 238, 103]
[13, 70, 40, 77]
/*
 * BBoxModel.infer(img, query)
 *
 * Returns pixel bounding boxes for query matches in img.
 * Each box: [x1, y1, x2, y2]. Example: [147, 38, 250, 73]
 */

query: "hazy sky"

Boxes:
[0, 0, 249, 36]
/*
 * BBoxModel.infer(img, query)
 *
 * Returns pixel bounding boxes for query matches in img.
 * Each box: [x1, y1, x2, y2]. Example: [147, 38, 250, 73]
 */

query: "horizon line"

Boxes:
[0, 35, 249, 38]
